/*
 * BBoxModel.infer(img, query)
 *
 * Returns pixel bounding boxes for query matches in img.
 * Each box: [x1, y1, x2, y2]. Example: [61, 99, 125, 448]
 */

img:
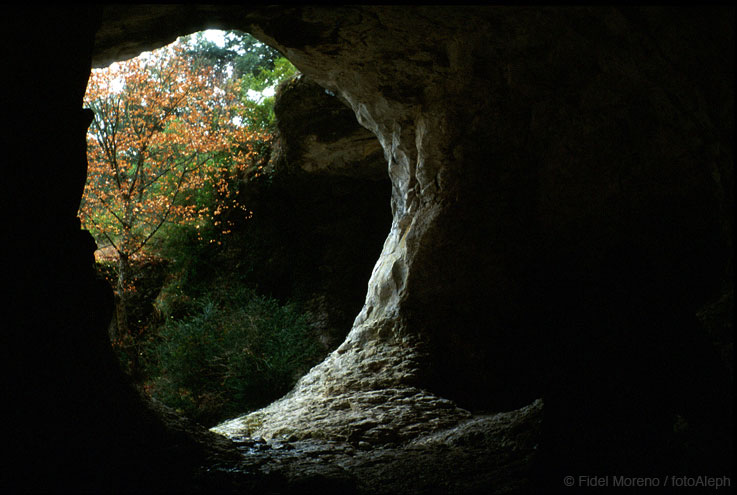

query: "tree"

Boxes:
[181, 30, 282, 80]
[237, 56, 300, 133]
[80, 42, 271, 344]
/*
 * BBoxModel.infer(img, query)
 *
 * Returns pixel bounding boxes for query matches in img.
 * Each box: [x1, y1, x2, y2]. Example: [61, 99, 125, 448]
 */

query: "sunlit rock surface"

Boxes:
[204, 400, 543, 494]
[238, 74, 392, 351]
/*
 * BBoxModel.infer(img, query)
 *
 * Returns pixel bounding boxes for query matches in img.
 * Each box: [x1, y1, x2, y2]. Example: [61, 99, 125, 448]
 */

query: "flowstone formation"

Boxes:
[2, 5, 732, 494]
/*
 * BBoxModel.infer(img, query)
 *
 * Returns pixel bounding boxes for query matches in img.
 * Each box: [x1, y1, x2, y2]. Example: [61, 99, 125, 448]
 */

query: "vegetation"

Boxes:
[82, 40, 263, 339]
[145, 286, 320, 426]
[79, 30, 312, 426]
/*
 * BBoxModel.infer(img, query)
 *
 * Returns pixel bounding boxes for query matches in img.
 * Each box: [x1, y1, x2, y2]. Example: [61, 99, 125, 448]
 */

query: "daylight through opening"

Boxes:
[79, 29, 392, 428]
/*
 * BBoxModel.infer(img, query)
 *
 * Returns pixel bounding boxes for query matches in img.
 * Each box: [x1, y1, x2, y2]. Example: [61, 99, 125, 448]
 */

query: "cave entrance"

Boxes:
[81, 28, 392, 428]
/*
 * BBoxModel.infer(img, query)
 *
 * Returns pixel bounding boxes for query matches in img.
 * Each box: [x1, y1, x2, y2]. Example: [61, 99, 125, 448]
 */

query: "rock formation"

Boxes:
[238, 75, 391, 351]
[2, 5, 733, 494]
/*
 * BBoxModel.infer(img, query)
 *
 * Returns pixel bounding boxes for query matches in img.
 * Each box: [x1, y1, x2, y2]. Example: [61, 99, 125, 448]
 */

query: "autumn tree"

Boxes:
[80, 42, 270, 341]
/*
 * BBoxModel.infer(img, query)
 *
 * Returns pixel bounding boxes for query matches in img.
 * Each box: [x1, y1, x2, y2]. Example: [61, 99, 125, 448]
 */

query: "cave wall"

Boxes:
[2, 5, 733, 493]
[215, 9, 733, 476]
[236, 75, 392, 350]
[1, 7, 215, 493]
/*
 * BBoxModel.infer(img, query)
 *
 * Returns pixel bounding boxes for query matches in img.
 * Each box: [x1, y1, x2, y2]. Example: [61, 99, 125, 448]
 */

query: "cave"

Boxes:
[2, 5, 733, 494]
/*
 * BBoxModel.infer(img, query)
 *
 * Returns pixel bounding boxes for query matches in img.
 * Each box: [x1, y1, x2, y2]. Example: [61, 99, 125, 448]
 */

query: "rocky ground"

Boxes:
[192, 399, 543, 494]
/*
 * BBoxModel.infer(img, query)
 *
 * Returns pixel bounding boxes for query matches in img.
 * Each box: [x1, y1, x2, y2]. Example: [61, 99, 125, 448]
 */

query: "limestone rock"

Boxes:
[203, 399, 543, 494]
[273, 75, 386, 179]
[236, 74, 392, 349]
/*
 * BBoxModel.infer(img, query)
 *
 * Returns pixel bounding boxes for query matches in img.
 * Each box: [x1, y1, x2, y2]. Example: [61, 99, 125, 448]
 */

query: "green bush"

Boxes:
[83, 36, 319, 428]
[142, 286, 322, 426]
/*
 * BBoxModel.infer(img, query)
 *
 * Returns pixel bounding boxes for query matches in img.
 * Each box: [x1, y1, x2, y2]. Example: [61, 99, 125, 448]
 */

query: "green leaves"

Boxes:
[81, 36, 274, 262]
[143, 287, 322, 426]
[81, 30, 314, 427]
[180, 30, 281, 80]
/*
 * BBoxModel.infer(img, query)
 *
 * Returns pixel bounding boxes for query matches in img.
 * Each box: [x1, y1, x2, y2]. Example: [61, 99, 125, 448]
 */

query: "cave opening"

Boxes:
[81, 28, 392, 429]
[3, 6, 732, 494]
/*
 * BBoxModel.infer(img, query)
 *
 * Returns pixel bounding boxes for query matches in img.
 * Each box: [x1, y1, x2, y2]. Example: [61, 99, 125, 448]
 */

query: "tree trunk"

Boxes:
[115, 251, 144, 380]
[115, 252, 132, 339]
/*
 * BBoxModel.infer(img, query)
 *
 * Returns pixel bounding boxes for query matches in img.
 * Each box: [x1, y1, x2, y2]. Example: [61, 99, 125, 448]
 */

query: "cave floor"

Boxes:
[193, 399, 543, 494]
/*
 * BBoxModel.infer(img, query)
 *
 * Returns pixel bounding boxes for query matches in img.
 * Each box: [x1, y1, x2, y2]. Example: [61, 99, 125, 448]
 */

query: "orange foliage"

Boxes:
[79, 42, 271, 262]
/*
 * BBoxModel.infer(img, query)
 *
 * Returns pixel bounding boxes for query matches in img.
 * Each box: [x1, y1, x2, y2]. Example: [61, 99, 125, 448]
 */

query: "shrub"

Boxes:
[142, 286, 322, 426]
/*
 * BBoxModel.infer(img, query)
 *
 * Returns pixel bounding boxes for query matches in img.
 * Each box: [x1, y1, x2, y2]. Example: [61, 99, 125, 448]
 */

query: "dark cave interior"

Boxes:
[1, 5, 733, 494]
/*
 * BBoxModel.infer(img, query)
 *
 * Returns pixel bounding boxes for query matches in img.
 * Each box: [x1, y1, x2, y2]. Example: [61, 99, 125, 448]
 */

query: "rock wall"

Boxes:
[213, 9, 734, 476]
[273, 75, 387, 179]
[237, 75, 391, 350]
[2, 5, 733, 493]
